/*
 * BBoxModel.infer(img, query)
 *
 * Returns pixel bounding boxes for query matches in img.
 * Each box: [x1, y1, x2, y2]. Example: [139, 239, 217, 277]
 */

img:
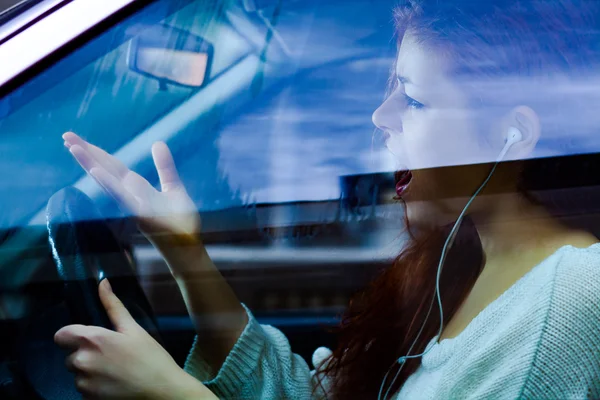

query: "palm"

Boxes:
[63, 132, 200, 238]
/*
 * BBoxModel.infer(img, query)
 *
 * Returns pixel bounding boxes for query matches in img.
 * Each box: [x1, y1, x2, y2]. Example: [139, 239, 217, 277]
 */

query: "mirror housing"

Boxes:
[127, 24, 214, 88]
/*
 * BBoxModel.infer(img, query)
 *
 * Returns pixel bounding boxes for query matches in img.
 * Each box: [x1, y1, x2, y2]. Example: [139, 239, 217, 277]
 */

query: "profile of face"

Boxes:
[372, 33, 540, 230]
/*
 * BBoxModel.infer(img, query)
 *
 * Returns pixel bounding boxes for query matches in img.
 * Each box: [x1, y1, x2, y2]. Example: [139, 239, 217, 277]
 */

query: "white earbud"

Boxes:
[496, 126, 524, 162]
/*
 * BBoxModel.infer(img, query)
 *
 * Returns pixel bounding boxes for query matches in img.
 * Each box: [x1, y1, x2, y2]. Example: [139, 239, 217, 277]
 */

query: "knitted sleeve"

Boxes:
[521, 246, 600, 399]
[184, 304, 332, 399]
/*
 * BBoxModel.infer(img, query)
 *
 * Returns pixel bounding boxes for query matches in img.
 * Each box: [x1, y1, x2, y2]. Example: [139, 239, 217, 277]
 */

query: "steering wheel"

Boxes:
[16, 187, 162, 400]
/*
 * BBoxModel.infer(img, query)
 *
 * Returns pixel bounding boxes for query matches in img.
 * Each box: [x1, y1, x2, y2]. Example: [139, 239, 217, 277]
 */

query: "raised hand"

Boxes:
[63, 132, 247, 377]
[63, 132, 201, 249]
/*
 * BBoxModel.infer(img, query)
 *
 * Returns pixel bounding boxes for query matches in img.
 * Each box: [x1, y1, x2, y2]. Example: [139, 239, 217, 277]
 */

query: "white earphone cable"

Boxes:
[378, 160, 501, 400]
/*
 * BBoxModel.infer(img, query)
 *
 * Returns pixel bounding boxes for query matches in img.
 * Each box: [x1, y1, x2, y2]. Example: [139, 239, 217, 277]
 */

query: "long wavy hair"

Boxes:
[315, 0, 600, 398]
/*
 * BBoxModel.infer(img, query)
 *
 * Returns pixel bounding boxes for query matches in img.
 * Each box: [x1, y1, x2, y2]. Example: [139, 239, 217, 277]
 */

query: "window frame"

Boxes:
[0, 0, 143, 92]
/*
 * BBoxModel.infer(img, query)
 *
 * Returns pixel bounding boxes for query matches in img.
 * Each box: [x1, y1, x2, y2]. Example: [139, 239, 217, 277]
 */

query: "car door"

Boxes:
[0, 0, 403, 397]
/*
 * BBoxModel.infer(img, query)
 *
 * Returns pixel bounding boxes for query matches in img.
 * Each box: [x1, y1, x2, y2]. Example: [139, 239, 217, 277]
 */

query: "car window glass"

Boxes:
[0, 1, 599, 399]
[0, 0, 248, 228]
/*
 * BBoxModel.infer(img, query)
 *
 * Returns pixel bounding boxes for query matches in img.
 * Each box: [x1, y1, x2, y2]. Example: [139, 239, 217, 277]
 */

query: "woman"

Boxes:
[55, 0, 600, 398]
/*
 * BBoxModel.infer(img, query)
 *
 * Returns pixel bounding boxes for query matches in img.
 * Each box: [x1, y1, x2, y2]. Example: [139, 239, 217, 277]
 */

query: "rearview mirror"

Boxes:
[127, 24, 213, 88]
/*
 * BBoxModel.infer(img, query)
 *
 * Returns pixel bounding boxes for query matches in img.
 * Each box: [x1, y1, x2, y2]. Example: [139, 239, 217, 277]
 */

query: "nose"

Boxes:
[372, 95, 402, 134]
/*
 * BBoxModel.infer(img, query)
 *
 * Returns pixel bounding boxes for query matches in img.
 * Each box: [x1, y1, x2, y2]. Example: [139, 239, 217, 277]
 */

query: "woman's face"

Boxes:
[372, 33, 500, 229]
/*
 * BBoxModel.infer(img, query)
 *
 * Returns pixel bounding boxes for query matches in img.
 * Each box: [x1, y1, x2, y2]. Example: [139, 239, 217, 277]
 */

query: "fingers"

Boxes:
[65, 350, 96, 374]
[63, 131, 85, 147]
[65, 352, 79, 372]
[69, 144, 99, 173]
[64, 133, 164, 219]
[55, 325, 117, 351]
[54, 324, 114, 352]
[63, 132, 129, 179]
[122, 170, 157, 201]
[152, 141, 182, 192]
[89, 167, 140, 214]
[98, 279, 138, 334]
[55, 324, 89, 351]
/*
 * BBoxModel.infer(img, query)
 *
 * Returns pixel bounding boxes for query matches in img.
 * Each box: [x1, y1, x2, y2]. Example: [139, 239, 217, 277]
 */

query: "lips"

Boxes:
[394, 170, 412, 197]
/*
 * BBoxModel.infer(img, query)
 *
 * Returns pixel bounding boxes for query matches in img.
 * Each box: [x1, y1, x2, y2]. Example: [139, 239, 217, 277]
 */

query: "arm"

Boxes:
[161, 237, 334, 399]
[63, 132, 246, 376]
[159, 237, 248, 376]
[184, 303, 332, 400]
[63, 132, 331, 398]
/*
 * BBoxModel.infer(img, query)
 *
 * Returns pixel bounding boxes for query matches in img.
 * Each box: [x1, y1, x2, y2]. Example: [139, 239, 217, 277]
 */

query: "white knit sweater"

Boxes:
[185, 243, 600, 399]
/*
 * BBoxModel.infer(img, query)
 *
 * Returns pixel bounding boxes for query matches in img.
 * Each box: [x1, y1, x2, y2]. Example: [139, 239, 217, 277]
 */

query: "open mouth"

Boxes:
[394, 170, 412, 197]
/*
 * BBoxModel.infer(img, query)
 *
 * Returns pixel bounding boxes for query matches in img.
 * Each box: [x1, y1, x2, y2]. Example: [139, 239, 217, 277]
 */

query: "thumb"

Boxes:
[99, 278, 137, 334]
[152, 141, 182, 192]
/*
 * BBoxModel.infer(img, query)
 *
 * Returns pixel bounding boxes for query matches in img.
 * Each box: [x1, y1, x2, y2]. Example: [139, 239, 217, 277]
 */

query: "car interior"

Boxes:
[0, 0, 599, 398]
[0, 0, 403, 397]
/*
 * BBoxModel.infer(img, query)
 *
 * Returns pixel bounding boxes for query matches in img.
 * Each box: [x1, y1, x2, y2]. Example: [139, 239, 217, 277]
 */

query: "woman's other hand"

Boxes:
[63, 132, 201, 253]
[55, 279, 218, 400]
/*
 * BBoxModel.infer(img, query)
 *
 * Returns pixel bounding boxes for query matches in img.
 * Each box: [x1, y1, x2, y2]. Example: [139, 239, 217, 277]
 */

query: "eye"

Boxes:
[403, 94, 425, 110]
[396, 76, 403, 88]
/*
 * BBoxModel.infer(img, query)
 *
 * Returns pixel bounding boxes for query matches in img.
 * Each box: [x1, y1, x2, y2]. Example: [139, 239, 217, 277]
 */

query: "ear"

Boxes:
[503, 106, 541, 160]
